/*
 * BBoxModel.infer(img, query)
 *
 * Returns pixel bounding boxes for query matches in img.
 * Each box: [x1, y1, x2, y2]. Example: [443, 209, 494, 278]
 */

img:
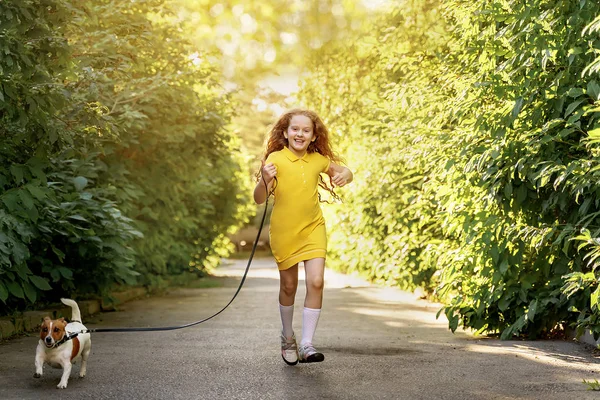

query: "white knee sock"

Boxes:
[279, 303, 294, 338]
[301, 307, 321, 346]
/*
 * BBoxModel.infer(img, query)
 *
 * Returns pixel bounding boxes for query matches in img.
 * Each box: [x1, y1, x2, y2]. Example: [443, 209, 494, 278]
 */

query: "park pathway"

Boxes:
[1, 258, 599, 399]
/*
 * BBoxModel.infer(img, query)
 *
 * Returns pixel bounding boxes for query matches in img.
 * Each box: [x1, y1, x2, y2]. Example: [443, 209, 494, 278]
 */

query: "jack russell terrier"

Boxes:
[34, 298, 91, 389]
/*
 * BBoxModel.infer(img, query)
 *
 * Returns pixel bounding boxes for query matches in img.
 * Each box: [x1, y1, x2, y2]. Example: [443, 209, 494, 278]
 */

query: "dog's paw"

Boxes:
[33, 373, 41, 378]
[79, 373, 86, 378]
[57, 382, 68, 389]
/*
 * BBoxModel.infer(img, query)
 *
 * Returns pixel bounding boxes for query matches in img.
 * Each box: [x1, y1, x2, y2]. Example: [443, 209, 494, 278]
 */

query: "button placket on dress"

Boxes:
[301, 164, 306, 185]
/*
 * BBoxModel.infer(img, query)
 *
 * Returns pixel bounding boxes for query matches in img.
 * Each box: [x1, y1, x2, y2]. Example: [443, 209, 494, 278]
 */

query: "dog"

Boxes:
[34, 298, 91, 389]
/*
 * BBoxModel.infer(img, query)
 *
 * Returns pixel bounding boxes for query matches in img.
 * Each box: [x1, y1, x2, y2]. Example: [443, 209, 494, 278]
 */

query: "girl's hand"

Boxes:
[261, 161, 277, 184]
[331, 168, 351, 187]
[327, 163, 353, 187]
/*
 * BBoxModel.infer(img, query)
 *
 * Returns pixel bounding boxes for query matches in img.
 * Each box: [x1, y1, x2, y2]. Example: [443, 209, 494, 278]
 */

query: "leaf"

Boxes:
[73, 176, 88, 191]
[26, 157, 46, 179]
[474, 324, 489, 336]
[26, 185, 46, 201]
[592, 287, 600, 311]
[500, 326, 514, 340]
[23, 281, 37, 303]
[50, 269, 61, 282]
[588, 127, 600, 138]
[10, 164, 24, 183]
[588, 80, 600, 101]
[498, 294, 511, 311]
[584, 56, 600, 77]
[564, 98, 587, 118]
[583, 14, 600, 35]
[58, 267, 73, 279]
[503, 182, 512, 198]
[7, 281, 24, 299]
[516, 184, 527, 205]
[435, 307, 444, 319]
[29, 276, 52, 291]
[68, 215, 89, 222]
[499, 259, 509, 274]
[26, 205, 39, 222]
[51, 245, 65, 262]
[567, 87, 585, 98]
[1, 191, 19, 212]
[13, 263, 31, 281]
[0, 281, 8, 303]
[510, 97, 524, 122]
[18, 189, 35, 210]
[526, 299, 538, 322]
[491, 244, 499, 264]
[448, 313, 458, 332]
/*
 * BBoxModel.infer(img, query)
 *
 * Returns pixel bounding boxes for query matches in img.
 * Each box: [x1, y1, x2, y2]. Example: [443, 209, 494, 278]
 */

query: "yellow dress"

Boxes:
[266, 147, 331, 270]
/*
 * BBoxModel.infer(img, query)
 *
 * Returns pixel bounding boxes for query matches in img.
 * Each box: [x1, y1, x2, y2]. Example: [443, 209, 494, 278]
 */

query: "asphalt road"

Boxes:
[1, 258, 600, 400]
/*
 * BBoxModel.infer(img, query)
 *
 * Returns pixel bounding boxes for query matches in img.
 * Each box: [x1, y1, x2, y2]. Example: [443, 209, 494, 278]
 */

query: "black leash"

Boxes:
[71, 176, 274, 337]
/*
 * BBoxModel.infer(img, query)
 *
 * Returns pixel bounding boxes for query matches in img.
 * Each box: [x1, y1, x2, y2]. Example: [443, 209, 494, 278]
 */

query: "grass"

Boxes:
[583, 379, 600, 391]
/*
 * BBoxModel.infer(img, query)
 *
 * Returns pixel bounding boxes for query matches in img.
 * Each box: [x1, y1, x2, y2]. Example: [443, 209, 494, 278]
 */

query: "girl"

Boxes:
[254, 109, 353, 365]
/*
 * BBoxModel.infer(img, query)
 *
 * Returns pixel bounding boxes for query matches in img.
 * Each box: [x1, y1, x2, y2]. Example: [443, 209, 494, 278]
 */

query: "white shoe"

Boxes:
[280, 332, 298, 366]
[298, 342, 324, 363]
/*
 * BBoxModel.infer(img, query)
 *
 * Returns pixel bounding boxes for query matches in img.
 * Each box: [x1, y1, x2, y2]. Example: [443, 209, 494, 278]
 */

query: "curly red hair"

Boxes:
[259, 109, 343, 202]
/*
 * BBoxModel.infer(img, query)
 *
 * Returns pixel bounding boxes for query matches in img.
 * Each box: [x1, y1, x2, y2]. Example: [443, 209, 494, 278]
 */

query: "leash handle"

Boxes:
[79, 174, 273, 334]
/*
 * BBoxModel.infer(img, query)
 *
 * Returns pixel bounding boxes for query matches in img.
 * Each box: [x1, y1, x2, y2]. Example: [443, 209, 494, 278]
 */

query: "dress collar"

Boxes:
[283, 146, 309, 163]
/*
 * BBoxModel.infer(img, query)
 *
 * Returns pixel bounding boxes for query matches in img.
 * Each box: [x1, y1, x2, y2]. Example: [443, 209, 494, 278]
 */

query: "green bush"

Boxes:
[0, 0, 139, 309]
[298, 0, 600, 339]
[0, 0, 250, 312]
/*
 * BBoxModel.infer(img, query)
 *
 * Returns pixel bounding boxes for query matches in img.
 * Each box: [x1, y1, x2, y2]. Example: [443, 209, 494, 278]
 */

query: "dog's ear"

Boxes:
[58, 317, 65, 322]
[42, 316, 51, 326]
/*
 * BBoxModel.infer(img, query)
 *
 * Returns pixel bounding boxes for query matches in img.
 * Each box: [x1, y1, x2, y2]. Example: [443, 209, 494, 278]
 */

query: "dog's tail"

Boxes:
[60, 298, 82, 323]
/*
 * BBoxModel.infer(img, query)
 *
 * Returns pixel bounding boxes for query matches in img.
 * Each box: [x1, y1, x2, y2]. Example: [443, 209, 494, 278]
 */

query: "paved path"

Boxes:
[1, 258, 600, 399]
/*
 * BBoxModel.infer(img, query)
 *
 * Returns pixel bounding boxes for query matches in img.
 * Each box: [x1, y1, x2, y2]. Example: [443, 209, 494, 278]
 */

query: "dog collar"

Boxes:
[51, 332, 79, 349]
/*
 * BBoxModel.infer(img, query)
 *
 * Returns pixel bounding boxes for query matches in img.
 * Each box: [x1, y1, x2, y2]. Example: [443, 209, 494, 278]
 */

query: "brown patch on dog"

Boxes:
[40, 317, 52, 340]
[70, 337, 80, 361]
[51, 318, 66, 343]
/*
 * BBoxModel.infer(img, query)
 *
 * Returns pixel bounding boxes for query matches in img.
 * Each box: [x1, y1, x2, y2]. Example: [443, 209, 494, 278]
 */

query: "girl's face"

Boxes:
[284, 114, 315, 157]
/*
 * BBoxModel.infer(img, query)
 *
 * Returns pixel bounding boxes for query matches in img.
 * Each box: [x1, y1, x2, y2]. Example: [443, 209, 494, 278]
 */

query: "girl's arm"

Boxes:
[254, 161, 277, 204]
[327, 162, 353, 187]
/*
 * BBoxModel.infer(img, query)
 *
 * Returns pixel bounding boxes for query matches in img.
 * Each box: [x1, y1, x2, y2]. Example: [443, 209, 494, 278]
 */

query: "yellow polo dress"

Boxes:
[266, 147, 331, 270]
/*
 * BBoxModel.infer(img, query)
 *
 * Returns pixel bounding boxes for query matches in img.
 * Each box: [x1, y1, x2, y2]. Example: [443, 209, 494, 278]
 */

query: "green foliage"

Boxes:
[299, 0, 447, 293]
[0, 0, 250, 311]
[298, 0, 600, 339]
[583, 379, 600, 391]
[173, 0, 369, 83]
[65, 0, 252, 280]
[0, 0, 141, 310]
[433, 0, 600, 340]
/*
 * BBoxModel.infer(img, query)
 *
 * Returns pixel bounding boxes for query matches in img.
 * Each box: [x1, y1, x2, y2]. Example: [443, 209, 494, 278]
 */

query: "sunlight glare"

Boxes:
[264, 49, 277, 63]
[240, 13, 257, 34]
[362, 0, 392, 9]
[252, 98, 268, 112]
[280, 32, 298, 45]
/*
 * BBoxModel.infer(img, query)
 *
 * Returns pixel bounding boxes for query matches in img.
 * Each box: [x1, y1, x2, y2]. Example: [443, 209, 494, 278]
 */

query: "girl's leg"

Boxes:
[279, 264, 299, 365]
[303, 258, 325, 308]
[299, 258, 325, 363]
[279, 264, 299, 338]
